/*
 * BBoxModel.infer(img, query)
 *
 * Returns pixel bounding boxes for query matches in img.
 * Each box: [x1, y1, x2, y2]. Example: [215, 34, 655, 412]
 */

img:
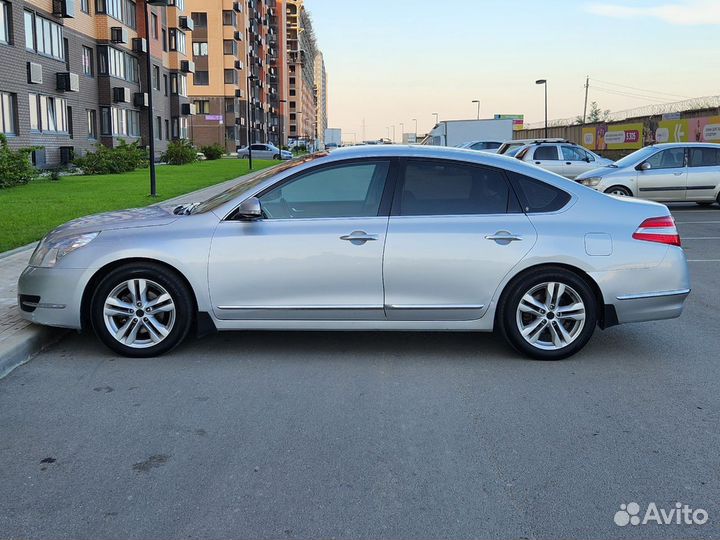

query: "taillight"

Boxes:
[632, 216, 681, 247]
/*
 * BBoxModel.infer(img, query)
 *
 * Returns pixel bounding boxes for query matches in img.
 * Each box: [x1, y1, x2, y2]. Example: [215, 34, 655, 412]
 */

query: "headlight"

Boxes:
[580, 176, 603, 187]
[29, 232, 99, 268]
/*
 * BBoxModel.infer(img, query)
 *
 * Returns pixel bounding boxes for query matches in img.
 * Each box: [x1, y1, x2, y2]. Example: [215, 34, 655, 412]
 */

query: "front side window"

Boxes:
[508, 171, 571, 213]
[689, 147, 720, 168]
[561, 146, 587, 161]
[0, 92, 15, 134]
[259, 161, 390, 219]
[645, 148, 685, 170]
[533, 145, 559, 161]
[397, 161, 512, 216]
[0, 1, 9, 44]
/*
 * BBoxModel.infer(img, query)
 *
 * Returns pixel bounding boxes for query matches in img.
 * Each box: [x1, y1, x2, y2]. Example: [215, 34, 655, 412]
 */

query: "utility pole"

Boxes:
[582, 76, 590, 124]
[362, 118, 366, 142]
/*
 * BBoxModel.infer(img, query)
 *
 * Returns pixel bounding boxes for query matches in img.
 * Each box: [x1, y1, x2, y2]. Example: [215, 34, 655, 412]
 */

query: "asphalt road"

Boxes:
[1, 204, 719, 539]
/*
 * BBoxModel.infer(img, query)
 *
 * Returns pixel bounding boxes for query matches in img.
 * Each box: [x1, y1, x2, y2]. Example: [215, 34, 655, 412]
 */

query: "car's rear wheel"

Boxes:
[498, 268, 598, 360]
[697, 201, 715, 207]
[604, 185, 632, 197]
[90, 263, 194, 358]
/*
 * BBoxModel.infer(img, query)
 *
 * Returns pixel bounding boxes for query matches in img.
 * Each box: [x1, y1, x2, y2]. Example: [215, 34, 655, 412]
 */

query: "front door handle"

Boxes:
[485, 232, 523, 243]
[340, 231, 378, 244]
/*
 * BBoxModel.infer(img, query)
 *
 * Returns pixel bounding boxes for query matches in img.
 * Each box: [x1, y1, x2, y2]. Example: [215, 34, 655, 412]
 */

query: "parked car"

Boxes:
[455, 140, 503, 153]
[497, 138, 569, 156]
[237, 143, 292, 160]
[19, 146, 689, 361]
[576, 143, 720, 204]
[515, 142, 614, 179]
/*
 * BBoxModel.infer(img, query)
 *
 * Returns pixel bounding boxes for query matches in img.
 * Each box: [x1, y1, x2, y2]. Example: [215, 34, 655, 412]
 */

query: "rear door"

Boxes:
[637, 147, 688, 201]
[686, 147, 720, 202]
[530, 145, 565, 176]
[382, 159, 537, 321]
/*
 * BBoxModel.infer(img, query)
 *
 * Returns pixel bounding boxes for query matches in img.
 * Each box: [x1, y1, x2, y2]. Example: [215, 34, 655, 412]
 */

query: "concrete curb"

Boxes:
[0, 326, 69, 380]
[0, 242, 37, 260]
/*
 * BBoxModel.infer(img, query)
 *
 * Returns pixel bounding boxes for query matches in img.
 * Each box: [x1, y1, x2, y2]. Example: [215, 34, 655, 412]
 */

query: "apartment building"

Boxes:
[286, 0, 315, 148]
[0, 0, 193, 166]
[314, 50, 326, 147]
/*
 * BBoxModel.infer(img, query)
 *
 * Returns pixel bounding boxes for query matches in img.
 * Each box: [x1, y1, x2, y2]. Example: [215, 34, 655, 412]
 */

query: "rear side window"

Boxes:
[533, 146, 559, 160]
[396, 160, 517, 216]
[508, 172, 571, 213]
[689, 147, 720, 167]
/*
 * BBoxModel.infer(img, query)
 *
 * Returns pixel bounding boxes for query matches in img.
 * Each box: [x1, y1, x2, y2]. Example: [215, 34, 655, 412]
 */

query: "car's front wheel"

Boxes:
[498, 268, 598, 360]
[604, 185, 632, 197]
[90, 263, 194, 357]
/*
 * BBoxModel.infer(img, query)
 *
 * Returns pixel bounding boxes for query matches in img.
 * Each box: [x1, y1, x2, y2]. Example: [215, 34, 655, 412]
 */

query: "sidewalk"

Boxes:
[0, 170, 256, 378]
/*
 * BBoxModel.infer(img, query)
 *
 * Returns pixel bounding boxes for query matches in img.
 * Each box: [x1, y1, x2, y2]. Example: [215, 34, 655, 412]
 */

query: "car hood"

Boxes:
[576, 165, 624, 180]
[47, 205, 178, 241]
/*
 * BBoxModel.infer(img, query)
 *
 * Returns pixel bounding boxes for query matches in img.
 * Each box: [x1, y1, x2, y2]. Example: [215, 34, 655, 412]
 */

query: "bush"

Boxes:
[200, 144, 225, 160]
[73, 140, 148, 175]
[0, 134, 40, 188]
[162, 139, 197, 165]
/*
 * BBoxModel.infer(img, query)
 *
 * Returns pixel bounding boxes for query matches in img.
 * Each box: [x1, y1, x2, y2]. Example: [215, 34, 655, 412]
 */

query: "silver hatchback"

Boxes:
[18, 146, 690, 360]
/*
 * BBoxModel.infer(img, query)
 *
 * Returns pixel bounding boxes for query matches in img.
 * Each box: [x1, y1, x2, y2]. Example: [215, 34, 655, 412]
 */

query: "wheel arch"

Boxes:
[494, 262, 615, 329]
[80, 258, 200, 332]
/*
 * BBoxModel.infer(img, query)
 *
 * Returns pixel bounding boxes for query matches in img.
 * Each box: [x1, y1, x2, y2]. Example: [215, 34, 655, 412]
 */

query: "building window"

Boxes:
[100, 106, 111, 135]
[163, 74, 168, 96]
[81, 0, 89, 13]
[224, 98, 235, 113]
[223, 39, 236, 55]
[169, 0, 184, 10]
[170, 73, 187, 96]
[96, 0, 136, 29]
[0, 1, 10, 45]
[192, 41, 207, 57]
[99, 46, 138, 82]
[127, 109, 140, 136]
[151, 12, 158, 39]
[224, 69, 237, 85]
[82, 46, 94, 76]
[168, 28, 186, 54]
[289, 89, 295, 96]
[28, 94, 68, 132]
[194, 100, 209, 114]
[289, 77, 295, 85]
[191, 12, 206, 27]
[155, 115, 161, 139]
[26, 14, 64, 60]
[290, 101, 296, 109]
[0, 92, 15, 134]
[161, 28, 167, 51]
[222, 10, 235, 26]
[125, 53, 139, 82]
[86, 109, 97, 139]
[152, 64, 160, 90]
[193, 71, 208, 86]
[164, 118, 169, 140]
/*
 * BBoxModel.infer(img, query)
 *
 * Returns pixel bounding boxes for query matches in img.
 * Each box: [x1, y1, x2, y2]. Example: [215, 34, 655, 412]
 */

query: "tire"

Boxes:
[273, 154, 280, 160]
[604, 185, 632, 197]
[697, 202, 715, 207]
[90, 263, 194, 358]
[498, 268, 598, 361]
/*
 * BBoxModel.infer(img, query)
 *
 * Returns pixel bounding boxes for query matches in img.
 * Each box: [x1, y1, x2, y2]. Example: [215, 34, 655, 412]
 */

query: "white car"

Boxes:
[515, 142, 614, 179]
[237, 144, 292, 160]
[575, 143, 720, 204]
[455, 140, 503, 153]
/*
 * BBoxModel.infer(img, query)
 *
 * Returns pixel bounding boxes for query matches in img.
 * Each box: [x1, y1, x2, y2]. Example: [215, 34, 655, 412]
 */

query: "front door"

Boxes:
[383, 159, 537, 321]
[208, 159, 393, 320]
[637, 147, 687, 201]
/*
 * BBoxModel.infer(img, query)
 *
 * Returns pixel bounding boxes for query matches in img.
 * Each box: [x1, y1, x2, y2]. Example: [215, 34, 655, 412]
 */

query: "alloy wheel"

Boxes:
[515, 281, 586, 351]
[103, 279, 176, 349]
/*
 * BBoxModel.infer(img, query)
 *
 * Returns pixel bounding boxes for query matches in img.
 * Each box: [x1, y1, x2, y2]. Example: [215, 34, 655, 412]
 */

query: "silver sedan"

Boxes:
[18, 146, 690, 360]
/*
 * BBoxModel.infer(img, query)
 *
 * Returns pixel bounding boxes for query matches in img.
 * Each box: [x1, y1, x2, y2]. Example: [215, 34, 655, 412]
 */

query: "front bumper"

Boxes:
[17, 266, 87, 329]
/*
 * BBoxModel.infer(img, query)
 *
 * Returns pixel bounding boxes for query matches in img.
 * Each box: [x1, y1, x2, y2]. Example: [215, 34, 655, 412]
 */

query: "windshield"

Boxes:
[192, 153, 328, 214]
[612, 146, 659, 168]
[505, 146, 524, 157]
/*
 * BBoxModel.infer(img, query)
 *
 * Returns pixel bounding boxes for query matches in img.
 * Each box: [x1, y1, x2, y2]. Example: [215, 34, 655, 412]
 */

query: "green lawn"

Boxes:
[0, 158, 275, 253]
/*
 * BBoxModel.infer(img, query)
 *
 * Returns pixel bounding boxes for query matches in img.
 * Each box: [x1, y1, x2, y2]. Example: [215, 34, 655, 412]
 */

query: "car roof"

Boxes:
[645, 142, 720, 149]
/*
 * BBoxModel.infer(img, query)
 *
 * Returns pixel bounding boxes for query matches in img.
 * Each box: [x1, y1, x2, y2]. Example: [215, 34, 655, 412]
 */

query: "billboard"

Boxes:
[495, 114, 524, 131]
[582, 114, 720, 151]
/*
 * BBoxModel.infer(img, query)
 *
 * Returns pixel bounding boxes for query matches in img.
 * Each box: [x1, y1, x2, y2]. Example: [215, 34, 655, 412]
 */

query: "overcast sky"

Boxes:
[307, 0, 720, 140]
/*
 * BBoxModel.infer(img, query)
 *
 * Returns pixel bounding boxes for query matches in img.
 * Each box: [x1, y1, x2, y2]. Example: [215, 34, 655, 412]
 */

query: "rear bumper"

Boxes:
[614, 288, 690, 324]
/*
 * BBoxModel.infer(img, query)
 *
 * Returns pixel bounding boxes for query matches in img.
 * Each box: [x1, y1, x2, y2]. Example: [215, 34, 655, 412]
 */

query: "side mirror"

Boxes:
[235, 196, 262, 220]
[638, 162, 651, 171]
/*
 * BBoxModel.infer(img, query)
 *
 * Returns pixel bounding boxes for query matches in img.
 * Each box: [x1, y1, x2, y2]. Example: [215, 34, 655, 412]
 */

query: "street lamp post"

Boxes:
[536, 79, 548, 137]
[391, 125, 395, 143]
[144, 0, 168, 197]
[412, 118, 418, 142]
[399, 122, 404, 144]
[432, 112, 439, 126]
[472, 99, 480, 120]
[247, 74, 257, 170]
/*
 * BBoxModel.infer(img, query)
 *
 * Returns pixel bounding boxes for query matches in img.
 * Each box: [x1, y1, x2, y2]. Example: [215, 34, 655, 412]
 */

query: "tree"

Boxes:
[576, 102, 611, 124]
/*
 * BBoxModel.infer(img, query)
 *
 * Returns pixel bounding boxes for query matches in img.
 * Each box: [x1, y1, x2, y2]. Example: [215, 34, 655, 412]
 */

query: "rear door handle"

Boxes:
[340, 231, 378, 244]
[485, 232, 523, 243]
